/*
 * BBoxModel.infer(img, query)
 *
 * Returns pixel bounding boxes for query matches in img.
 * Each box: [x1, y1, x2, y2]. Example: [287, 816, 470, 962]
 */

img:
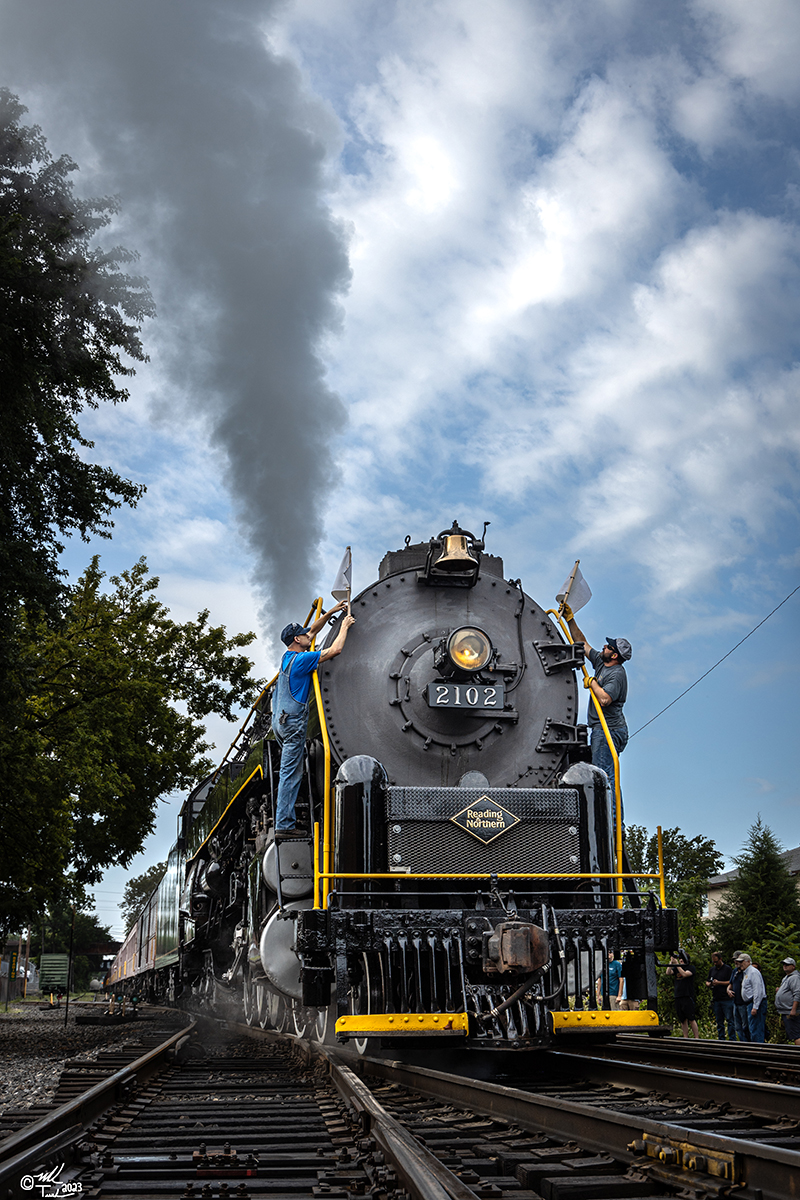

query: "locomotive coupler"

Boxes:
[482, 921, 550, 975]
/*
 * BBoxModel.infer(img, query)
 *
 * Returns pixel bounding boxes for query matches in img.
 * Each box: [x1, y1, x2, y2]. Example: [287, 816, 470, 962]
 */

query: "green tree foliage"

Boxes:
[626, 825, 724, 884]
[37, 904, 113, 956]
[626, 823, 723, 957]
[0, 558, 258, 924]
[0, 88, 153, 632]
[120, 861, 167, 935]
[25, 903, 115, 992]
[627, 824, 724, 1027]
[712, 817, 800, 955]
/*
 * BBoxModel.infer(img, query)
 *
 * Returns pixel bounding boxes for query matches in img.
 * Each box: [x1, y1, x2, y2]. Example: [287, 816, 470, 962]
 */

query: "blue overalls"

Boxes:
[271, 652, 309, 831]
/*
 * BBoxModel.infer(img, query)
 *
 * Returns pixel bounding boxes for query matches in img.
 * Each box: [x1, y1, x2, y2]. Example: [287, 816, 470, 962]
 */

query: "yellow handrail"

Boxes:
[317, 871, 663, 882]
[657, 824, 666, 908]
[547, 609, 625, 908]
[308, 598, 334, 909]
[211, 600, 320, 782]
[186, 765, 264, 863]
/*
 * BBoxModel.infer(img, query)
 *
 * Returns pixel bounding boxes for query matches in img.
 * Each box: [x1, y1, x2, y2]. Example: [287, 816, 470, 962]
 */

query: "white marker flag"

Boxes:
[556, 563, 592, 613]
[331, 546, 352, 602]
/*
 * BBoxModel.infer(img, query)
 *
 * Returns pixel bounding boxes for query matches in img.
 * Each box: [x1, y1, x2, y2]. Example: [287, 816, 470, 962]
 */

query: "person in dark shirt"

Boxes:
[705, 950, 735, 1040]
[666, 949, 699, 1038]
[561, 604, 630, 807]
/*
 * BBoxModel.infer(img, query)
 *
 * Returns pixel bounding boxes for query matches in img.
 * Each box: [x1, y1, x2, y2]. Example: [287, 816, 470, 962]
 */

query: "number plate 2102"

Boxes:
[426, 682, 504, 710]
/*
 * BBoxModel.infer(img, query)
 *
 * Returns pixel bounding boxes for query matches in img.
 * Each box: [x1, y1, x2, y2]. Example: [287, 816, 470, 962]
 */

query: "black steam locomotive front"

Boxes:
[297, 524, 676, 1046]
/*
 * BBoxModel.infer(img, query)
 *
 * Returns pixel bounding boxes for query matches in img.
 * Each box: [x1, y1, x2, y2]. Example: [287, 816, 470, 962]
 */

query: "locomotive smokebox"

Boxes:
[320, 537, 585, 789]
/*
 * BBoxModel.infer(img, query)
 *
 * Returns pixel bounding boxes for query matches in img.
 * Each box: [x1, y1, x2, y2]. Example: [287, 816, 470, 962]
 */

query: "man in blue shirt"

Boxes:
[272, 602, 355, 837]
[596, 948, 624, 1009]
[561, 604, 631, 804]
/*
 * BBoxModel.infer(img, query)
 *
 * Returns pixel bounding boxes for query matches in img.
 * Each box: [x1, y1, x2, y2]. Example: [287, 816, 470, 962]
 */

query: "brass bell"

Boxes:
[435, 535, 479, 572]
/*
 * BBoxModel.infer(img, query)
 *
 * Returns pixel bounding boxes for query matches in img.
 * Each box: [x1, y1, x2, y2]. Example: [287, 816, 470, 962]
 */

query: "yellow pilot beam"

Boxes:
[335, 1012, 470, 1037]
[550, 1009, 660, 1032]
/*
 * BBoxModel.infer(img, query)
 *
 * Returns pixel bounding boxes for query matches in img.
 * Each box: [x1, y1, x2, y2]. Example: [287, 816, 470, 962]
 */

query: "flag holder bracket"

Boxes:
[532, 639, 586, 675]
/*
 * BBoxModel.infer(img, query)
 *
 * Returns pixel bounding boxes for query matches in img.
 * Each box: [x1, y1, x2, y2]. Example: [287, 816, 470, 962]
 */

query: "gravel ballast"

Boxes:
[0, 1004, 140, 1115]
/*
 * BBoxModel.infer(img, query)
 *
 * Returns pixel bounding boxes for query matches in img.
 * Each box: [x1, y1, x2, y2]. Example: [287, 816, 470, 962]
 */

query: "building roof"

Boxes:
[707, 845, 800, 890]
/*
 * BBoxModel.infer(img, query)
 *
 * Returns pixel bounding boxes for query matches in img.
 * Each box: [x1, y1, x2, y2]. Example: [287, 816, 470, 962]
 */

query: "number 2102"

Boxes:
[434, 684, 498, 707]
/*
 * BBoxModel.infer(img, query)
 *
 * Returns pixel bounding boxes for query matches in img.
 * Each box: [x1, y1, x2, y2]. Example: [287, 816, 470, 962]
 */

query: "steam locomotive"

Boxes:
[108, 523, 677, 1048]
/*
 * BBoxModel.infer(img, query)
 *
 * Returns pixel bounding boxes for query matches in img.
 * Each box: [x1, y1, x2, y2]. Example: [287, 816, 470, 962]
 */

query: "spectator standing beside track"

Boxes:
[596, 948, 624, 1009]
[618, 951, 642, 1010]
[666, 950, 699, 1038]
[738, 953, 767, 1042]
[728, 954, 751, 1042]
[774, 957, 800, 1045]
[705, 951, 735, 1041]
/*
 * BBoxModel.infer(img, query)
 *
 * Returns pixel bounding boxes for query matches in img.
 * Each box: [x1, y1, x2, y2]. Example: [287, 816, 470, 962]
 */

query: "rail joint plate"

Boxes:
[628, 1132, 739, 1188]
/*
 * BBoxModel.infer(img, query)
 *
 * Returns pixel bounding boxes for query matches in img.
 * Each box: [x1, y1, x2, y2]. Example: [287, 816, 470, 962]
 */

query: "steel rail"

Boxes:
[0, 1014, 194, 1196]
[325, 1051, 481, 1200]
[549, 1047, 799, 1120]
[572, 1033, 800, 1083]
[617, 1032, 800, 1059]
[357, 1055, 800, 1200]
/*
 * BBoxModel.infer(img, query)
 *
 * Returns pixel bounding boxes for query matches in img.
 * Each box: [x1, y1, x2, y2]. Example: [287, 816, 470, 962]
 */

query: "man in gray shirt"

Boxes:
[775, 957, 800, 1044]
[562, 604, 631, 804]
[739, 953, 767, 1042]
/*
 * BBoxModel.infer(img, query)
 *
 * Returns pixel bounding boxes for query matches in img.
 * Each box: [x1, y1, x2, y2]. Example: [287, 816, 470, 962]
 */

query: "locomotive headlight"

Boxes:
[447, 627, 492, 673]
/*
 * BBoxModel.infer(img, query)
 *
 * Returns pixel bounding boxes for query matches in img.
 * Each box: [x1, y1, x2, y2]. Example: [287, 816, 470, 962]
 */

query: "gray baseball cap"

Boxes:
[607, 636, 632, 662]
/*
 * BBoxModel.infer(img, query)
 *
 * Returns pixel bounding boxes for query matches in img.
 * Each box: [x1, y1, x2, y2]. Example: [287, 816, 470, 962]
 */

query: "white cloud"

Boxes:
[671, 71, 740, 155]
[695, 0, 800, 102]
[306, 6, 800, 609]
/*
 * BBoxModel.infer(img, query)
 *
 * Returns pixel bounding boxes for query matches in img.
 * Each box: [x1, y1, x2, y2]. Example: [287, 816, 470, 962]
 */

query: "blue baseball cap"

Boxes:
[280, 623, 308, 646]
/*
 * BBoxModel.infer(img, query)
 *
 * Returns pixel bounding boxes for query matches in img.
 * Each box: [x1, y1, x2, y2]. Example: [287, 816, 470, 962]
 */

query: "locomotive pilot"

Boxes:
[560, 604, 631, 805]
[272, 603, 355, 838]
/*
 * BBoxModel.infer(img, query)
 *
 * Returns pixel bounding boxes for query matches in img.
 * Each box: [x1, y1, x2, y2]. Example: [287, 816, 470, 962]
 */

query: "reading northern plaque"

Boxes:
[450, 795, 520, 845]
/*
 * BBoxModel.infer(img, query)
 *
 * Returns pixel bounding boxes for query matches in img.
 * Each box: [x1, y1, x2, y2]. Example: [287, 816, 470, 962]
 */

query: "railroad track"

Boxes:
[0, 1011, 191, 1144]
[1, 1016, 799, 1199]
[570, 1032, 800, 1086]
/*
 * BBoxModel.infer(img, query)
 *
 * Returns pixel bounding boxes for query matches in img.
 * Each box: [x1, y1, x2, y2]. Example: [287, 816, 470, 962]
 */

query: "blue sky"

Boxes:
[2, 0, 798, 938]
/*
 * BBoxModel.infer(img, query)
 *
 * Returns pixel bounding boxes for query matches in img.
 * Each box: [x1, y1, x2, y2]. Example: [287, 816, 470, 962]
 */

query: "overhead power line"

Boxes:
[630, 582, 800, 738]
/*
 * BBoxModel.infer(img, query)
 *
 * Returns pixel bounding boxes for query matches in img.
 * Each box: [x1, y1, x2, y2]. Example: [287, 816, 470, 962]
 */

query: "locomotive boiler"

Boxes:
[108, 522, 677, 1048]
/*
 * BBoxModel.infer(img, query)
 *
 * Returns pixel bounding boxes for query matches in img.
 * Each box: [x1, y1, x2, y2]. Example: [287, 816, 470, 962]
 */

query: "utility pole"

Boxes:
[64, 906, 76, 1028]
